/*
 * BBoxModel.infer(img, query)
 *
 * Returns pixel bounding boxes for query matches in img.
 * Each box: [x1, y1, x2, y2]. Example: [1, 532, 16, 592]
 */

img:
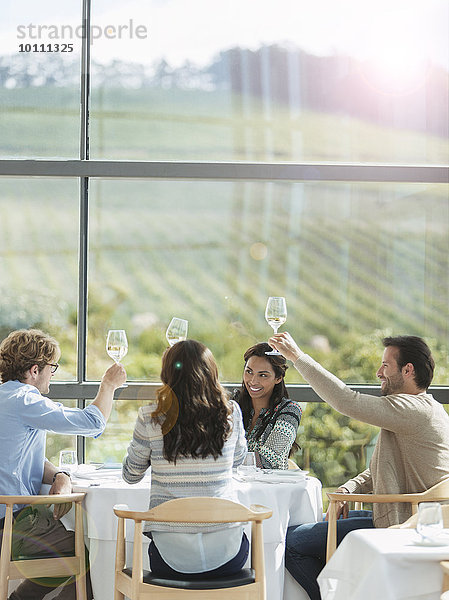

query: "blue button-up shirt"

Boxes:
[0, 380, 106, 519]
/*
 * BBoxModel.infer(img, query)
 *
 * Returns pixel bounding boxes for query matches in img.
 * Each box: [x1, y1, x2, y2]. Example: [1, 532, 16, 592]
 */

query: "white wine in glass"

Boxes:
[265, 297, 287, 355]
[166, 318, 188, 346]
[106, 329, 128, 363]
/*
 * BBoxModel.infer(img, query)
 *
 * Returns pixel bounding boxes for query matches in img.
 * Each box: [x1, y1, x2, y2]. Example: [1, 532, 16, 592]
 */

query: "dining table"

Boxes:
[65, 466, 322, 600]
[318, 528, 449, 600]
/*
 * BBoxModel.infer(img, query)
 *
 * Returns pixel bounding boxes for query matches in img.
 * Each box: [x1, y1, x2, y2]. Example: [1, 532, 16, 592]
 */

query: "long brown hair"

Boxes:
[151, 339, 232, 462]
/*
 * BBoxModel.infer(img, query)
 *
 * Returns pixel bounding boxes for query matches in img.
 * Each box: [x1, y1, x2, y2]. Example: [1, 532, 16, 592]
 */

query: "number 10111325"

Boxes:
[19, 43, 74, 52]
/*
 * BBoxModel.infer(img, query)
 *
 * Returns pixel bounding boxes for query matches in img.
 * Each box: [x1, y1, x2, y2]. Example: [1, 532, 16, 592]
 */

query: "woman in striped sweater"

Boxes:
[122, 339, 248, 578]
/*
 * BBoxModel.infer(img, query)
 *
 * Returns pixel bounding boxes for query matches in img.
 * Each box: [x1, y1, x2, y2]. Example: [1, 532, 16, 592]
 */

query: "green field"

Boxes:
[1, 177, 448, 385]
[0, 85, 448, 383]
[1, 84, 449, 163]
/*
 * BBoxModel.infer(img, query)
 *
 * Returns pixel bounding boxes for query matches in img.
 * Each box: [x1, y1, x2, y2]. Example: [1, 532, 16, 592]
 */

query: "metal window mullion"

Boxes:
[80, 0, 91, 162]
[0, 160, 447, 183]
[77, 178, 89, 385]
[47, 382, 449, 404]
[77, 177, 88, 463]
[76, 0, 92, 464]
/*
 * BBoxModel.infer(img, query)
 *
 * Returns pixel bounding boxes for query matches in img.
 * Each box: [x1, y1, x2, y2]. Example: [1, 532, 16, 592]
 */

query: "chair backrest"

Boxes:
[113, 497, 272, 600]
[421, 479, 449, 502]
[326, 478, 449, 562]
[0, 493, 87, 600]
[114, 496, 272, 524]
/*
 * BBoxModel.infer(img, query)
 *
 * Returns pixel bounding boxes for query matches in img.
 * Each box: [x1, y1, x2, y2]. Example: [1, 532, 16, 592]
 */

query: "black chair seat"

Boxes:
[122, 567, 256, 590]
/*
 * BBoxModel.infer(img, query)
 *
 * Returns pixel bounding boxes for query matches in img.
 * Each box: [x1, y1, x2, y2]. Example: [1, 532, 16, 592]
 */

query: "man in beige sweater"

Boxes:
[269, 332, 449, 600]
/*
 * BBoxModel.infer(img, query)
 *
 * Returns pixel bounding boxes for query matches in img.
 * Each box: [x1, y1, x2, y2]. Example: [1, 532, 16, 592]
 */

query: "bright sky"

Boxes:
[2, 0, 448, 72]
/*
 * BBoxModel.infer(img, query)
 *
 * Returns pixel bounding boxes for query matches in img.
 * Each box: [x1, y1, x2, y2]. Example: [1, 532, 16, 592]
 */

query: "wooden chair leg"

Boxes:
[75, 501, 87, 600]
[114, 517, 126, 600]
[0, 507, 14, 600]
[326, 501, 338, 562]
[443, 572, 449, 593]
[252, 520, 266, 600]
[131, 521, 143, 599]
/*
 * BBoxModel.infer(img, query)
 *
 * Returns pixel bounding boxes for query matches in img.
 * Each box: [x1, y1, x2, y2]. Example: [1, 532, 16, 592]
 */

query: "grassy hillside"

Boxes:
[1, 85, 448, 163]
[0, 86, 448, 386]
[0, 177, 448, 384]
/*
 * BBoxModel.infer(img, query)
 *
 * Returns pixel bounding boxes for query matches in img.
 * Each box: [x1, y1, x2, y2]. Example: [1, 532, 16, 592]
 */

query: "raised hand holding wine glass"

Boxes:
[265, 296, 287, 355]
[166, 318, 188, 346]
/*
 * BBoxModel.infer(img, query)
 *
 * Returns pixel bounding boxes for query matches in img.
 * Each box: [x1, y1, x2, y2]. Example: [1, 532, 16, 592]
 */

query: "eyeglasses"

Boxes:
[48, 363, 59, 373]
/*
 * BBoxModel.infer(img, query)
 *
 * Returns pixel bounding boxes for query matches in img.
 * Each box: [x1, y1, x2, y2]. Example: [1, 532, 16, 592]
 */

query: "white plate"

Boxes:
[412, 535, 449, 547]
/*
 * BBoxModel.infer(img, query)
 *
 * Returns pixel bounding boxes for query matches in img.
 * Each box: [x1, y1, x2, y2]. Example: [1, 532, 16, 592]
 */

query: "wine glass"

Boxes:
[165, 318, 188, 346]
[265, 296, 287, 355]
[106, 330, 128, 363]
[237, 452, 258, 478]
[416, 502, 443, 542]
[59, 450, 78, 475]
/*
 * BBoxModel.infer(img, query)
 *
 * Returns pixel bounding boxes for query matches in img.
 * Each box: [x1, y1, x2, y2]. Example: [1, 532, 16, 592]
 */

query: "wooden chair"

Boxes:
[440, 561, 449, 599]
[287, 459, 299, 470]
[113, 497, 273, 600]
[0, 493, 87, 600]
[326, 479, 449, 561]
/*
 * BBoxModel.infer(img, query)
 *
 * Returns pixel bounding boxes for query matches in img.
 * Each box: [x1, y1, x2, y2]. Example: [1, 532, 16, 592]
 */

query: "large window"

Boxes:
[0, 178, 79, 378]
[87, 0, 448, 164]
[0, 1, 81, 158]
[0, 1, 447, 487]
[86, 178, 449, 386]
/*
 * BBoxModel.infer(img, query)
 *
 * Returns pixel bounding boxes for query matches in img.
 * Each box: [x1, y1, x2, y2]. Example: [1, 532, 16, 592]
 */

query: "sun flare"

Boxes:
[358, 14, 432, 95]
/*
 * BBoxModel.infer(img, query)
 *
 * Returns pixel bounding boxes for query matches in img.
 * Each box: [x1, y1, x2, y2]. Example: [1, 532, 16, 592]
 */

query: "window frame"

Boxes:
[0, 0, 448, 462]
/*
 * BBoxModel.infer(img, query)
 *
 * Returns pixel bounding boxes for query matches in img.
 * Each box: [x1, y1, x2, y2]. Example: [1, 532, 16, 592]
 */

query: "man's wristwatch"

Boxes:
[52, 471, 71, 482]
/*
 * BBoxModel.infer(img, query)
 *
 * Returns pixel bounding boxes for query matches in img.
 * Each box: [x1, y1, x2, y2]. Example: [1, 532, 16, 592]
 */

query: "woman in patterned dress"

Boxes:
[233, 342, 302, 469]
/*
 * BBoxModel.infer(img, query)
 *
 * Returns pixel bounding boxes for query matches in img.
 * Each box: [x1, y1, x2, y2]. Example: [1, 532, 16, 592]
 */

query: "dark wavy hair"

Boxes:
[234, 342, 289, 439]
[383, 335, 434, 390]
[151, 339, 232, 463]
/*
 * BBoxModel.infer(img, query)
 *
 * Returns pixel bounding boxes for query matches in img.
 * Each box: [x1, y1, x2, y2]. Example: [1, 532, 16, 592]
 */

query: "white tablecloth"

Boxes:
[69, 469, 322, 600]
[318, 528, 449, 600]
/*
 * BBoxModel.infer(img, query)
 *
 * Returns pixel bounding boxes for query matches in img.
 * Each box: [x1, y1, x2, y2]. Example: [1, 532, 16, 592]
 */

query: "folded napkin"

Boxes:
[234, 468, 308, 483]
[256, 469, 308, 483]
[74, 467, 122, 480]
[263, 469, 308, 477]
